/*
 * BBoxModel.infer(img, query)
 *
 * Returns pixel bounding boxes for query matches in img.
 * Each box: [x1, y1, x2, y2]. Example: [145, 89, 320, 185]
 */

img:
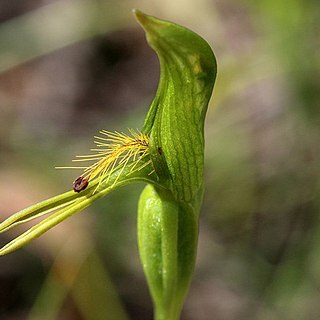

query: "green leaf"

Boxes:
[0, 163, 154, 256]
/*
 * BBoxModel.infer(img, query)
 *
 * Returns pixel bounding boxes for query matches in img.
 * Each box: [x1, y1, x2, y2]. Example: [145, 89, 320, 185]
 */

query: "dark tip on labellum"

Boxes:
[157, 147, 163, 155]
[73, 176, 89, 193]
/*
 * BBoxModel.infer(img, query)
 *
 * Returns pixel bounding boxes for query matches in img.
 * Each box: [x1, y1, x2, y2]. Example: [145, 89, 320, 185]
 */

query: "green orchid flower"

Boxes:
[0, 10, 217, 320]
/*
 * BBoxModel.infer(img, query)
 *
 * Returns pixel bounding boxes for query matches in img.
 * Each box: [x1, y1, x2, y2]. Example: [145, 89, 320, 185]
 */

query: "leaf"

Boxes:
[0, 163, 154, 255]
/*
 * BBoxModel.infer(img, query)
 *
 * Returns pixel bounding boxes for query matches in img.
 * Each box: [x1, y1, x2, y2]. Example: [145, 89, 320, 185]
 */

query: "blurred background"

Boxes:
[0, 0, 319, 319]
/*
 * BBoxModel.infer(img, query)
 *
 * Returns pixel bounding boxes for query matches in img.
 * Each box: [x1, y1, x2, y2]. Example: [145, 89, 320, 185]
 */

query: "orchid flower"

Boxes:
[0, 10, 217, 320]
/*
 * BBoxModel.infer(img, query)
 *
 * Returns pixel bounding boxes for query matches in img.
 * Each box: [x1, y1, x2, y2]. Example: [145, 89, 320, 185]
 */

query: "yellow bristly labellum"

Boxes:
[57, 129, 153, 193]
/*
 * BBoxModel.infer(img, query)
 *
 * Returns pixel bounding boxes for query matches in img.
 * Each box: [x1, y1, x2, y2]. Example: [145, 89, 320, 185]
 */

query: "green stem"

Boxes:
[155, 304, 181, 320]
[138, 185, 198, 320]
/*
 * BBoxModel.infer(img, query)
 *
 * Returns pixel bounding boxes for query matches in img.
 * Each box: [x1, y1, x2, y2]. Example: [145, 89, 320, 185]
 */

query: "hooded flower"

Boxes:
[0, 10, 217, 320]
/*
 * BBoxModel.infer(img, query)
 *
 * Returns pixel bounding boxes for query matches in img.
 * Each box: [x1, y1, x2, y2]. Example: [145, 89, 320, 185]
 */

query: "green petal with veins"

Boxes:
[135, 9, 217, 209]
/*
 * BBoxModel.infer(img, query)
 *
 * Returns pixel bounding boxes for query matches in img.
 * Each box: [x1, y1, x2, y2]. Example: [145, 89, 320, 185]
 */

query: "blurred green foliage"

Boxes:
[0, 0, 319, 319]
